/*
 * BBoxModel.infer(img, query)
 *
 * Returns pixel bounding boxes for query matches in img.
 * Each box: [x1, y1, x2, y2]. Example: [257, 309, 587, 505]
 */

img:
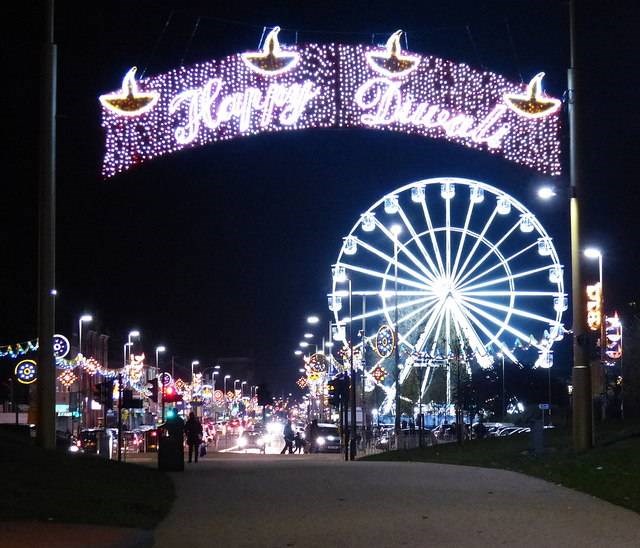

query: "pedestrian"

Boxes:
[293, 431, 304, 454]
[308, 419, 319, 453]
[280, 420, 295, 454]
[184, 412, 203, 463]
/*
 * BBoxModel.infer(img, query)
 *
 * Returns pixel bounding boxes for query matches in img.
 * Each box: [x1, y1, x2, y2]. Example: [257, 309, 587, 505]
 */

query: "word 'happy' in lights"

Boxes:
[100, 29, 562, 178]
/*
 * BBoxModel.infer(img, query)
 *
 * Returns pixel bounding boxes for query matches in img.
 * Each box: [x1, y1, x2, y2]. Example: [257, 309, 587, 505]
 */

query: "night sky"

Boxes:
[2, 1, 639, 391]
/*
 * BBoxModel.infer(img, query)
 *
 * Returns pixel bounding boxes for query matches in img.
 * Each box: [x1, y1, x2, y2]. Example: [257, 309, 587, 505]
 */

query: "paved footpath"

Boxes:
[154, 452, 640, 548]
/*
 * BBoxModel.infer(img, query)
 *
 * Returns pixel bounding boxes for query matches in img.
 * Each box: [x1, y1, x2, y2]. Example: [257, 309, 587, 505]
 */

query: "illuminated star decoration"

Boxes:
[503, 72, 561, 119]
[58, 369, 77, 388]
[365, 30, 420, 78]
[15, 360, 37, 384]
[99, 67, 160, 116]
[296, 377, 308, 389]
[371, 366, 387, 383]
[241, 26, 300, 76]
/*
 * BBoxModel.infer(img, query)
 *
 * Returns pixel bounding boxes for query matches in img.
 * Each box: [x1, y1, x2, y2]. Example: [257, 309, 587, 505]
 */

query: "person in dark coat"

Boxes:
[184, 412, 203, 463]
[280, 420, 295, 454]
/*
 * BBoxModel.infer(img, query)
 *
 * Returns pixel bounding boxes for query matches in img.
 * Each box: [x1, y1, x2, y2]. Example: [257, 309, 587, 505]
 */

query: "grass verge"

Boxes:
[362, 419, 640, 514]
[0, 433, 175, 529]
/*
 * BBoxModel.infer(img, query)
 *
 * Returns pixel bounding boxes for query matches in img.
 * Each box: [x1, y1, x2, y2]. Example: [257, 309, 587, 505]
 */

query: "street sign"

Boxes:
[538, 403, 550, 410]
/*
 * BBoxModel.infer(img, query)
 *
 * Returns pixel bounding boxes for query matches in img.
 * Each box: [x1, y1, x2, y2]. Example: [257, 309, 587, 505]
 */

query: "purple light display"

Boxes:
[100, 31, 561, 178]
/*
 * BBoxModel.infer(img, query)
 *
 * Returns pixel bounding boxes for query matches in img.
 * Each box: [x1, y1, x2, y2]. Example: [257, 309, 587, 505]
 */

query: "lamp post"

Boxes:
[241, 381, 247, 398]
[391, 223, 402, 438]
[497, 352, 506, 421]
[127, 330, 140, 365]
[78, 314, 92, 356]
[78, 314, 92, 429]
[191, 360, 199, 383]
[347, 277, 356, 460]
[123, 342, 132, 368]
[568, 0, 591, 450]
[223, 375, 231, 418]
[155, 346, 166, 380]
[585, 247, 605, 420]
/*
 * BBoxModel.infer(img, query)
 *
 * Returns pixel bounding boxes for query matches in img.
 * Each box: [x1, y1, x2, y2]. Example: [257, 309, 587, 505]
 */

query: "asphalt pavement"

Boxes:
[153, 451, 640, 547]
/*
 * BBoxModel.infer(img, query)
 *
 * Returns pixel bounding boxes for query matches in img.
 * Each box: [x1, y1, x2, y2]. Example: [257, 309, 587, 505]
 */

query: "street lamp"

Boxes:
[241, 381, 247, 398]
[191, 360, 200, 383]
[123, 342, 132, 368]
[585, 247, 605, 419]
[294, 350, 303, 356]
[299, 341, 310, 348]
[234, 379, 240, 392]
[223, 375, 231, 418]
[304, 333, 314, 339]
[537, 186, 557, 200]
[78, 314, 92, 356]
[127, 330, 140, 365]
[307, 315, 320, 325]
[155, 346, 166, 378]
[390, 223, 402, 437]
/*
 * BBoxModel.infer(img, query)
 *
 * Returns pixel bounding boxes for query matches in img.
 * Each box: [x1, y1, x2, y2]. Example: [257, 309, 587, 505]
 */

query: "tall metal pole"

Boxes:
[598, 255, 606, 421]
[394, 238, 400, 437]
[569, 0, 592, 451]
[349, 279, 356, 460]
[36, 0, 57, 450]
[361, 296, 367, 439]
[501, 355, 506, 421]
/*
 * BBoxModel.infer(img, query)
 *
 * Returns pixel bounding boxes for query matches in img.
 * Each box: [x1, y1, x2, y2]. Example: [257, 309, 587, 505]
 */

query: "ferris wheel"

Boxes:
[329, 177, 567, 407]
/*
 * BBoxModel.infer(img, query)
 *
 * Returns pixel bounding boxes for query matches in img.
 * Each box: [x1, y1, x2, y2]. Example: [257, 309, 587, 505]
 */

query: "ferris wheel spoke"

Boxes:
[450, 197, 476, 282]
[348, 295, 434, 324]
[397, 297, 440, 328]
[462, 290, 564, 298]
[454, 220, 522, 287]
[457, 240, 538, 291]
[451, 207, 499, 287]
[356, 237, 434, 285]
[399, 301, 442, 349]
[461, 264, 555, 293]
[376, 220, 437, 281]
[340, 263, 431, 291]
[458, 305, 520, 364]
[396, 203, 442, 282]
[459, 295, 559, 325]
[458, 298, 541, 349]
[419, 198, 446, 277]
[450, 300, 488, 359]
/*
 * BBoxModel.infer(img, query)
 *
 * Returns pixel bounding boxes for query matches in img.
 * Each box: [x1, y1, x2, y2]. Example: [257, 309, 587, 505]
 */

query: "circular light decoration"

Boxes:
[58, 369, 77, 388]
[226, 390, 235, 402]
[371, 366, 388, 383]
[52, 334, 70, 359]
[174, 378, 186, 393]
[213, 389, 224, 403]
[308, 353, 328, 373]
[374, 324, 395, 358]
[15, 360, 37, 384]
[159, 372, 173, 386]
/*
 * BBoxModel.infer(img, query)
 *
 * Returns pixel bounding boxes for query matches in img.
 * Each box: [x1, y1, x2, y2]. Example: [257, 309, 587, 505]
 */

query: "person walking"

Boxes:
[184, 412, 203, 463]
[293, 431, 304, 454]
[308, 419, 319, 453]
[280, 420, 295, 454]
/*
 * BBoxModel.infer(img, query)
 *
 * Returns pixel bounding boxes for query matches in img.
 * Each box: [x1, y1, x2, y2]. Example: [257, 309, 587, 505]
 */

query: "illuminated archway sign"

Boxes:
[100, 28, 561, 178]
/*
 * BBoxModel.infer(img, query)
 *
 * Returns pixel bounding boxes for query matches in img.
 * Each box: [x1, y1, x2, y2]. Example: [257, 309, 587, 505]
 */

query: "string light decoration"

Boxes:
[503, 73, 561, 118]
[374, 324, 395, 358]
[99, 67, 160, 116]
[371, 365, 388, 382]
[100, 31, 561, 178]
[175, 378, 187, 393]
[0, 339, 38, 358]
[308, 352, 328, 373]
[81, 357, 100, 374]
[58, 369, 78, 388]
[15, 360, 37, 384]
[241, 26, 300, 75]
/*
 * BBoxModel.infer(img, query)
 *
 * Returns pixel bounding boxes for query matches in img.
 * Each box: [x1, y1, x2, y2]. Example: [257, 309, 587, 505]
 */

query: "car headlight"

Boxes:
[68, 445, 80, 453]
[326, 435, 336, 441]
[238, 437, 247, 447]
[316, 436, 326, 445]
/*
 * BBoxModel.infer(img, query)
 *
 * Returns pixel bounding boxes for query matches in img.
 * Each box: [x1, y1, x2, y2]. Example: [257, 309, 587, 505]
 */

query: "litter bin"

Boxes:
[158, 416, 184, 471]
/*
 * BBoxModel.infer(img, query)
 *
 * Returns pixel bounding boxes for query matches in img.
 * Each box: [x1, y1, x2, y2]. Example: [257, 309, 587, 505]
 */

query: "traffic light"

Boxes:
[327, 374, 348, 407]
[163, 385, 182, 403]
[149, 378, 159, 403]
[586, 283, 602, 331]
